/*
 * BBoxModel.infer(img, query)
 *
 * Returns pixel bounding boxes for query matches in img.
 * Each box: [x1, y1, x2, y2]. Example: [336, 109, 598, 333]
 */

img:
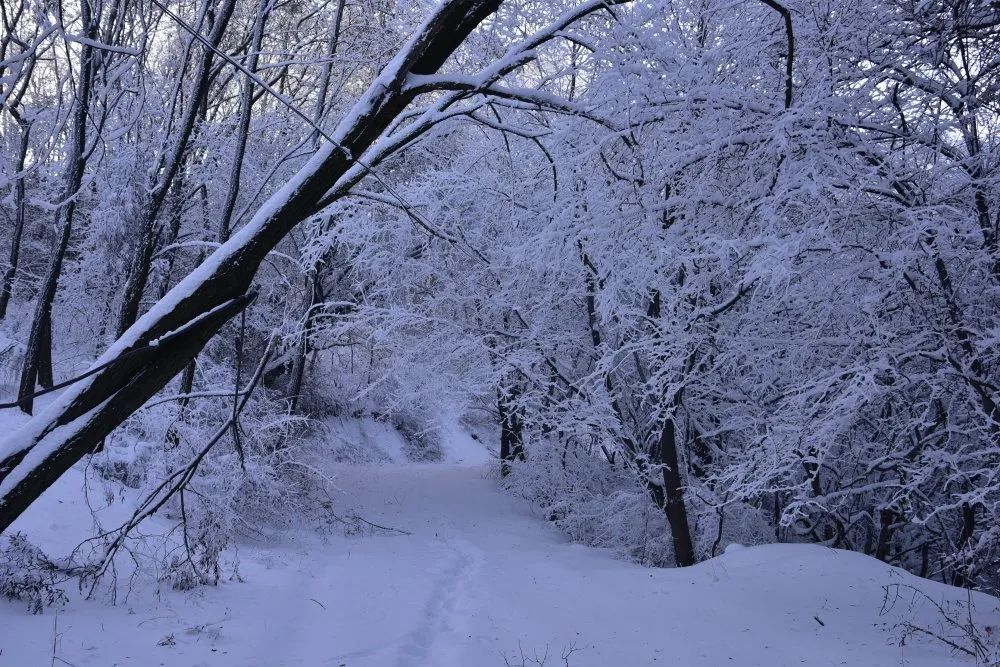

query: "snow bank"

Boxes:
[2, 460, 996, 666]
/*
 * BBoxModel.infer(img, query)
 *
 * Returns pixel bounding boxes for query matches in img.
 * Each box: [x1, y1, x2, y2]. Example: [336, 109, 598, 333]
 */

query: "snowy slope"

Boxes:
[2, 459, 998, 666]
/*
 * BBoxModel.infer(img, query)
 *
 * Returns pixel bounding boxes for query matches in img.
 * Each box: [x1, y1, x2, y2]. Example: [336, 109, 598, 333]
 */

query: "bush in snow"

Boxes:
[89, 439, 156, 489]
[503, 436, 770, 567]
[83, 345, 332, 590]
[393, 414, 444, 462]
[0, 534, 68, 614]
[163, 503, 231, 590]
[883, 583, 1000, 665]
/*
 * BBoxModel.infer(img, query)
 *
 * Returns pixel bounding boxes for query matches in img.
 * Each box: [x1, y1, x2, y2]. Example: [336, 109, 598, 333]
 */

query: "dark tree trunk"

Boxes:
[18, 6, 98, 413]
[875, 507, 897, 562]
[0, 119, 30, 320]
[165, 357, 197, 450]
[657, 416, 696, 567]
[35, 311, 53, 390]
[310, 0, 346, 147]
[283, 0, 346, 411]
[953, 501, 976, 587]
[644, 287, 696, 567]
[156, 178, 190, 300]
[287, 274, 324, 412]
[498, 384, 524, 477]
[581, 249, 691, 560]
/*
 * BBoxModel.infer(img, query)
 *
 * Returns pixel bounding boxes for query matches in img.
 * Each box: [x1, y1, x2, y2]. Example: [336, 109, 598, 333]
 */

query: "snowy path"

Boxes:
[3, 461, 999, 666]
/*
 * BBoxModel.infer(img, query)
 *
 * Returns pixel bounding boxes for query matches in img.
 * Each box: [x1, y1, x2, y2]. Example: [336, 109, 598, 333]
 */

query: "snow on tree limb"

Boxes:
[0, 0, 509, 532]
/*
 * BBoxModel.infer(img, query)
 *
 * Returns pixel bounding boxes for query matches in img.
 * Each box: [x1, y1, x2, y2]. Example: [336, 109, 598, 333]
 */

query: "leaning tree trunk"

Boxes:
[0, 0, 505, 534]
[17, 5, 99, 414]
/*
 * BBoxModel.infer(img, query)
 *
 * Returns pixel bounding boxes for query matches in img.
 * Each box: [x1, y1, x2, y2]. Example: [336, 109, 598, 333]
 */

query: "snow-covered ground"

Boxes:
[2, 430, 998, 666]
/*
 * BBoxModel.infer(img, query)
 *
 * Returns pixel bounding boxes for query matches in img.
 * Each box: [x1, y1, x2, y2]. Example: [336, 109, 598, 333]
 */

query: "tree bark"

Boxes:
[286, 273, 324, 412]
[498, 384, 524, 477]
[657, 416, 696, 567]
[0, 118, 30, 320]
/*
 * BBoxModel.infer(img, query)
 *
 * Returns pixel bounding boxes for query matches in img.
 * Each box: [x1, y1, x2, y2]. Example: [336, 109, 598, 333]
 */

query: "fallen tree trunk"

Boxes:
[0, 0, 503, 533]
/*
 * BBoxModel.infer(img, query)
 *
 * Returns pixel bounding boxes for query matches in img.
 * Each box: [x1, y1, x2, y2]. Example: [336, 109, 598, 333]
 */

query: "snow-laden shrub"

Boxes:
[502, 437, 674, 565]
[0, 331, 25, 390]
[289, 349, 446, 462]
[883, 583, 1000, 665]
[89, 439, 156, 489]
[393, 414, 444, 462]
[0, 534, 68, 614]
[504, 436, 772, 567]
[83, 351, 332, 590]
[690, 490, 774, 559]
[163, 502, 231, 590]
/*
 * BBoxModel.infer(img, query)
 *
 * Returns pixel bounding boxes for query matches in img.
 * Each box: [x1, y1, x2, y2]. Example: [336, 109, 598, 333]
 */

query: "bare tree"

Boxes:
[17, 0, 101, 412]
[115, 0, 237, 337]
[0, 0, 509, 533]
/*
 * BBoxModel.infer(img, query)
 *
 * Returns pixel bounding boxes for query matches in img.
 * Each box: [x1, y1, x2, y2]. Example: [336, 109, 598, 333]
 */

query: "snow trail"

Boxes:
[2, 460, 998, 666]
[233, 463, 1000, 666]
